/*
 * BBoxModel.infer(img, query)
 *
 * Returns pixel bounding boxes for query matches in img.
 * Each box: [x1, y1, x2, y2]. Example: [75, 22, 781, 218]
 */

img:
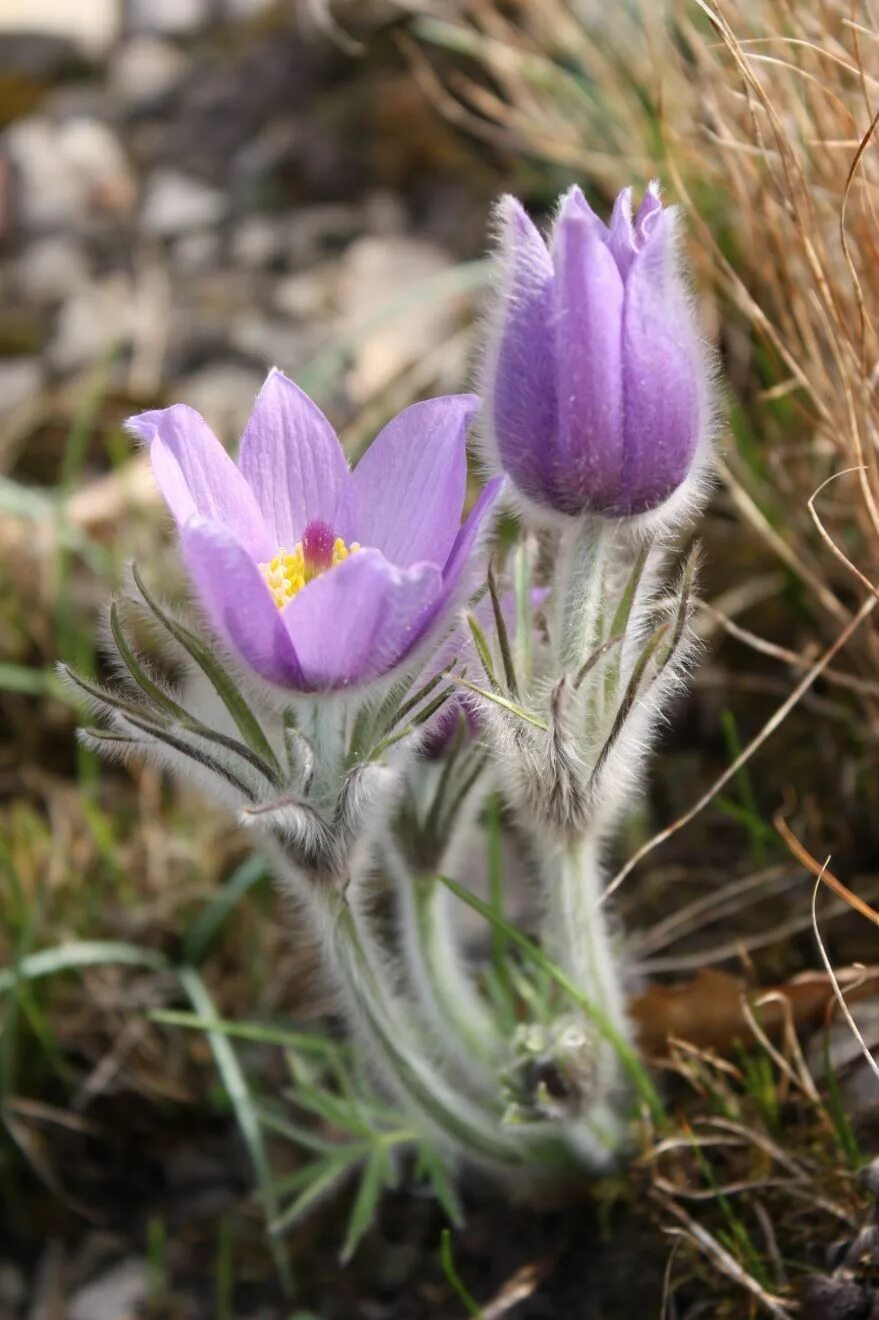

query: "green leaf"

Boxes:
[260, 1111, 359, 1160]
[592, 622, 669, 779]
[369, 683, 455, 759]
[270, 1153, 357, 1236]
[610, 544, 650, 639]
[450, 676, 547, 730]
[415, 1145, 461, 1226]
[658, 542, 699, 670]
[109, 601, 189, 721]
[388, 661, 456, 733]
[131, 566, 281, 777]
[573, 632, 625, 690]
[341, 1147, 390, 1261]
[466, 614, 498, 690]
[61, 664, 157, 723]
[120, 711, 256, 799]
[487, 564, 518, 696]
[437, 873, 665, 1122]
[513, 538, 534, 685]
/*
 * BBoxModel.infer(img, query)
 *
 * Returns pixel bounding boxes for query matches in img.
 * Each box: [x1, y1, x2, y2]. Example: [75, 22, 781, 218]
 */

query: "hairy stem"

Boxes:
[540, 832, 632, 1093]
[328, 899, 569, 1171]
[552, 518, 610, 674]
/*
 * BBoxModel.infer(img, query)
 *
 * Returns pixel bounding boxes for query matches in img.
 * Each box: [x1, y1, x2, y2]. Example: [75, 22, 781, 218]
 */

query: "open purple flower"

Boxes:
[128, 370, 501, 692]
[481, 183, 708, 519]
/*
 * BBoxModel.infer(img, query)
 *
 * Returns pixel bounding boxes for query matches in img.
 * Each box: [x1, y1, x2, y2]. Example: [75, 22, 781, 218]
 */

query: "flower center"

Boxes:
[260, 519, 360, 610]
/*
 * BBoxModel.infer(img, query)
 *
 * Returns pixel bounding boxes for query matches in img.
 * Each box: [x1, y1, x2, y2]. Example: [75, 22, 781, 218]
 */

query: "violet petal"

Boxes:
[338, 395, 477, 567]
[181, 518, 303, 687]
[620, 210, 701, 513]
[129, 405, 272, 561]
[438, 475, 504, 604]
[486, 197, 559, 507]
[554, 212, 625, 514]
[281, 548, 443, 690]
[607, 186, 637, 277]
[238, 368, 349, 549]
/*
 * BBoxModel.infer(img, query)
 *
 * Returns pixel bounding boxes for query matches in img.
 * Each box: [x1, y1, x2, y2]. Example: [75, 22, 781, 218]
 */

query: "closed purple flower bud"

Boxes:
[481, 183, 710, 520]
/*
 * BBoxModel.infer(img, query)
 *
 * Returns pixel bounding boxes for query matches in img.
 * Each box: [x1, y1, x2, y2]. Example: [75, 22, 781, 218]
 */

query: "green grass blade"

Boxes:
[440, 1228, 484, 1319]
[176, 965, 293, 1295]
[0, 941, 170, 994]
[182, 856, 267, 965]
[0, 663, 71, 700]
[148, 1009, 336, 1055]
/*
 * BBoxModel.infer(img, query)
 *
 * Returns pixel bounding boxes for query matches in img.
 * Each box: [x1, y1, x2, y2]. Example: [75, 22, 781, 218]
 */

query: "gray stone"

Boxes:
[0, 1259, 26, 1309]
[175, 363, 263, 437]
[125, 0, 210, 37]
[0, 357, 42, 414]
[110, 35, 186, 110]
[68, 1258, 147, 1320]
[226, 312, 311, 371]
[274, 268, 334, 321]
[141, 169, 225, 237]
[232, 215, 287, 269]
[4, 115, 134, 231]
[0, 0, 120, 59]
[220, 0, 276, 19]
[16, 237, 89, 305]
[335, 234, 459, 403]
[49, 278, 133, 372]
[172, 228, 222, 273]
[286, 203, 359, 266]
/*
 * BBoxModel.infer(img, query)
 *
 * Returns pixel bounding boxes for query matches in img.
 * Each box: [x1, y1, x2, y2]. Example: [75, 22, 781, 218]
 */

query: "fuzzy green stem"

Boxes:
[553, 519, 609, 674]
[329, 900, 569, 1171]
[540, 833, 632, 1089]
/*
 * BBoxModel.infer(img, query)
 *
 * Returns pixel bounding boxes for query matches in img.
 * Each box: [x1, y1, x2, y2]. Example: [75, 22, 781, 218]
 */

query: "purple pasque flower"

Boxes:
[128, 369, 501, 692]
[482, 182, 707, 519]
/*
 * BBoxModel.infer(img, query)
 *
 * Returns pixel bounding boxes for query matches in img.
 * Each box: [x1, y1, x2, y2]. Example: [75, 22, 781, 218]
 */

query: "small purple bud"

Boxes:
[482, 182, 708, 520]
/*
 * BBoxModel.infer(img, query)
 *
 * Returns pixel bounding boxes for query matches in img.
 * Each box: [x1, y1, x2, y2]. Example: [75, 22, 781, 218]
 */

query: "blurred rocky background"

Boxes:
[0, 0, 502, 498]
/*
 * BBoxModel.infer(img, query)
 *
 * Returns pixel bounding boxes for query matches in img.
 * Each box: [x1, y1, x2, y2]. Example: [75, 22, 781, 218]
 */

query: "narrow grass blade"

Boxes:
[440, 1228, 484, 1319]
[182, 856, 267, 965]
[0, 941, 170, 994]
[176, 965, 293, 1295]
[149, 1009, 335, 1055]
[0, 664, 71, 701]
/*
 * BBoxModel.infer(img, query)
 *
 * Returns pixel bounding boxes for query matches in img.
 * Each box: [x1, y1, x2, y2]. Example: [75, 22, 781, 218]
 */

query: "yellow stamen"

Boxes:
[259, 536, 360, 610]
